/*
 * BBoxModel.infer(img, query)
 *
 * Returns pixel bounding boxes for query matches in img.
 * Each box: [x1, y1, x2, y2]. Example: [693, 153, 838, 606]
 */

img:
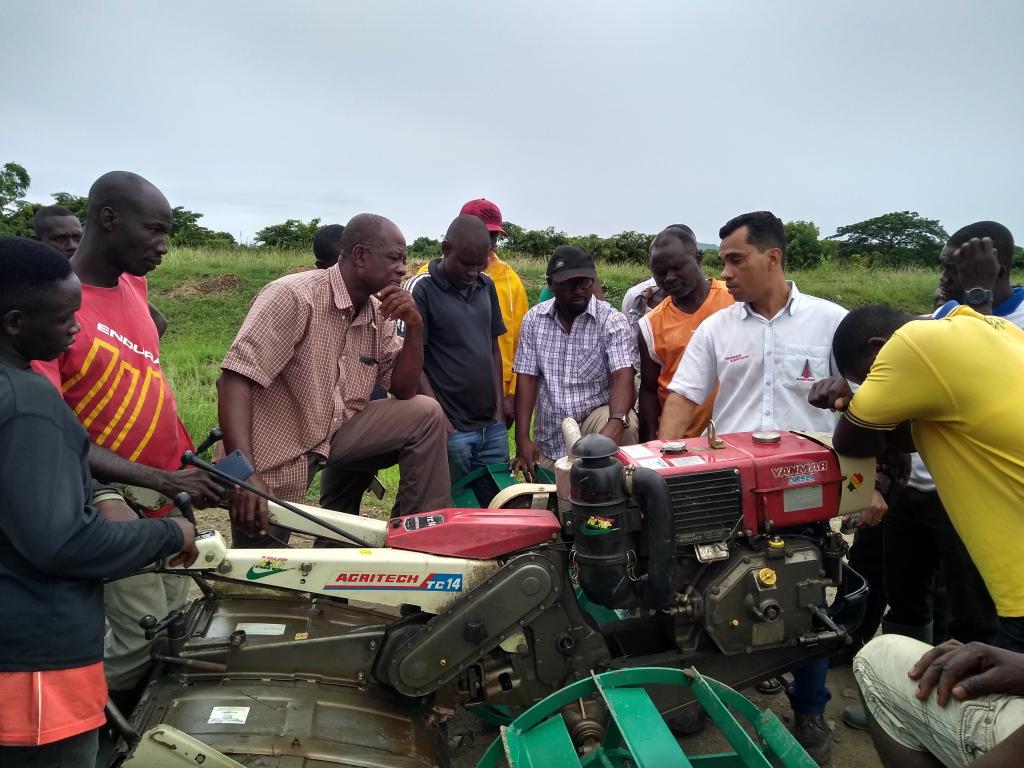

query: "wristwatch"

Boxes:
[963, 287, 993, 306]
[609, 413, 629, 428]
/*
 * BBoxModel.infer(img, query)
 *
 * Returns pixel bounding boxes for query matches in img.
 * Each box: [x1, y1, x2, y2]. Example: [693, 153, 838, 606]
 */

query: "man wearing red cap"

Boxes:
[418, 200, 528, 424]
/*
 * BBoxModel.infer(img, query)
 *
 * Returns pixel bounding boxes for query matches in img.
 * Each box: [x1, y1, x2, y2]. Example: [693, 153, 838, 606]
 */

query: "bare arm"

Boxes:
[217, 371, 256, 460]
[217, 370, 269, 535]
[599, 367, 635, 442]
[378, 285, 423, 400]
[659, 393, 698, 440]
[492, 338, 505, 424]
[87, 443, 226, 506]
[512, 373, 540, 481]
[638, 334, 661, 442]
[148, 302, 168, 338]
[416, 369, 454, 433]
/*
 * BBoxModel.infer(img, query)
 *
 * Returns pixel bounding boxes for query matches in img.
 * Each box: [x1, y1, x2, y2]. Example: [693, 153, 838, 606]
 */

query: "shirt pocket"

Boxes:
[783, 344, 830, 391]
[571, 344, 606, 383]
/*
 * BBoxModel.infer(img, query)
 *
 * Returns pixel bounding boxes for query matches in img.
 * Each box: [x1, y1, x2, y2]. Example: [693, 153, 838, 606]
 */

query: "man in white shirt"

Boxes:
[659, 210, 847, 765]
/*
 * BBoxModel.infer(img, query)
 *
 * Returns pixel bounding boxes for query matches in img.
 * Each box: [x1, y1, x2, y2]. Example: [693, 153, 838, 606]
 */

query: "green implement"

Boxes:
[451, 463, 555, 507]
[476, 667, 817, 768]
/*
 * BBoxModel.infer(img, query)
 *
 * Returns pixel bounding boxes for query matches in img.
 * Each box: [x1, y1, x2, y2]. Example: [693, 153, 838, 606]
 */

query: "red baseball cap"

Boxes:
[460, 198, 507, 236]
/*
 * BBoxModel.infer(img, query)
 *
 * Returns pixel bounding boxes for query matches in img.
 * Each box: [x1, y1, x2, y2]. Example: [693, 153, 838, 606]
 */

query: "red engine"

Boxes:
[613, 431, 850, 542]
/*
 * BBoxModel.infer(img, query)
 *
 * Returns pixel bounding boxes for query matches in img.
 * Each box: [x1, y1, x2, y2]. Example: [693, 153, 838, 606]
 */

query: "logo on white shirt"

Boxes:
[795, 359, 815, 382]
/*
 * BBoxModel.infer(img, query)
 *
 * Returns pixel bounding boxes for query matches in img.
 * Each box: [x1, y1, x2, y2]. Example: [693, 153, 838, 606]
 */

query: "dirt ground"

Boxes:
[194, 507, 881, 766]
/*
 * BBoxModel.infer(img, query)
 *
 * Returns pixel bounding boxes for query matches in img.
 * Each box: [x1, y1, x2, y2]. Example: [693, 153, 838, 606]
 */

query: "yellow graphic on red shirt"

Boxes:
[61, 336, 167, 461]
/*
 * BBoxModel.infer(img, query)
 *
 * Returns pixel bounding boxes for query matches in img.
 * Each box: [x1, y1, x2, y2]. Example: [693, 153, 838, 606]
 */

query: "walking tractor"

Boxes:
[111, 423, 872, 767]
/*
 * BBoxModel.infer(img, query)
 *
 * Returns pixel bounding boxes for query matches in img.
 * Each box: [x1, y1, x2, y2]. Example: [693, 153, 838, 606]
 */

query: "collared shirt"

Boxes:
[406, 259, 505, 430]
[221, 266, 403, 500]
[668, 282, 847, 434]
[514, 296, 635, 459]
[845, 306, 1024, 615]
[908, 286, 1024, 491]
[416, 252, 528, 396]
[622, 277, 659, 367]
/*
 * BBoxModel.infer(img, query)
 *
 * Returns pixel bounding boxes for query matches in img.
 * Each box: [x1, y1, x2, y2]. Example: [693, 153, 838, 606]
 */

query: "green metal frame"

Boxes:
[451, 463, 555, 507]
[476, 667, 817, 768]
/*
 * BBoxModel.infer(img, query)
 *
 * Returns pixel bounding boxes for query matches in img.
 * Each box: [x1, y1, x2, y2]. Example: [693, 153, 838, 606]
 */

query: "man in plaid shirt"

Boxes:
[512, 246, 638, 480]
[218, 213, 450, 545]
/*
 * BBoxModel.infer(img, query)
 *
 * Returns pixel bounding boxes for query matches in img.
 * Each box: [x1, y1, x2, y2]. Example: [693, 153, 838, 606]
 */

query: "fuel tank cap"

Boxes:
[661, 441, 688, 454]
[751, 431, 782, 445]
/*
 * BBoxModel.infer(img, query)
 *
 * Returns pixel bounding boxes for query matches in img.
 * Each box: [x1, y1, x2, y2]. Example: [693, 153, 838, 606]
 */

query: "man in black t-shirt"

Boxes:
[0, 236, 195, 767]
[406, 216, 507, 488]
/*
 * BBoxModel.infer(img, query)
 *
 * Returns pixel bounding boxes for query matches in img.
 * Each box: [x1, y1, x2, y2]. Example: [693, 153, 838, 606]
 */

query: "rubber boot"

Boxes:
[843, 621, 933, 730]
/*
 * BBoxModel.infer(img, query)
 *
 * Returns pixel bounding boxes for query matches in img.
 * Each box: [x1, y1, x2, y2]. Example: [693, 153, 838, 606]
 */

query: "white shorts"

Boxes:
[854, 634, 1024, 767]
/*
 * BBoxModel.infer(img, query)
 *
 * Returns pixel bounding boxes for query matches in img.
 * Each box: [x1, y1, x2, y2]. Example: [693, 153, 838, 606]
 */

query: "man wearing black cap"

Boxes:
[512, 246, 638, 480]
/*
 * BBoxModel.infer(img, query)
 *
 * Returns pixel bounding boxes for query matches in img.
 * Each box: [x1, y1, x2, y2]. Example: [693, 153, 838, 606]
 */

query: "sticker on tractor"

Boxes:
[246, 556, 292, 580]
[787, 473, 814, 485]
[404, 513, 446, 530]
[581, 515, 619, 536]
[234, 622, 286, 636]
[669, 455, 705, 467]
[771, 461, 828, 480]
[208, 706, 249, 725]
[846, 472, 864, 492]
[638, 457, 669, 469]
[325, 571, 464, 592]
[619, 443, 655, 459]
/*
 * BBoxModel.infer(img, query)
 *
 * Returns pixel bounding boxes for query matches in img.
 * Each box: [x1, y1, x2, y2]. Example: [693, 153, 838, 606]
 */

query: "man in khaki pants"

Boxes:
[512, 246, 638, 480]
[31, 172, 226, 711]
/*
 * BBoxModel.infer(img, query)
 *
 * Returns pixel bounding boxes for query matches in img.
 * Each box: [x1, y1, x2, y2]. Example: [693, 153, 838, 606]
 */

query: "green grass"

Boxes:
[151, 247, 1022, 512]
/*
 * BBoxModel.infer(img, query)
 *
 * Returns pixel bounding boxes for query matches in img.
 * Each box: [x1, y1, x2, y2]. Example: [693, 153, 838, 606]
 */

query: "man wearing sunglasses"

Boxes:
[512, 246, 638, 481]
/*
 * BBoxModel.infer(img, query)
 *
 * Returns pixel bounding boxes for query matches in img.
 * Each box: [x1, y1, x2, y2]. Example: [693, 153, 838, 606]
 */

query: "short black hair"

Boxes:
[719, 211, 786, 261]
[946, 221, 1015, 271]
[32, 205, 77, 234]
[831, 304, 914, 379]
[0, 236, 73, 315]
[654, 224, 698, 252]
[444, 214, 491, 251]
[313, 224, 345, 263]
[339, 213, 389, 259]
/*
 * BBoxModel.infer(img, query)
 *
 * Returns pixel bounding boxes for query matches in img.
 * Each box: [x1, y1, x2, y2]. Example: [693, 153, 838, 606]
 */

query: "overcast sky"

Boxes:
[4, 1, 1022, 245]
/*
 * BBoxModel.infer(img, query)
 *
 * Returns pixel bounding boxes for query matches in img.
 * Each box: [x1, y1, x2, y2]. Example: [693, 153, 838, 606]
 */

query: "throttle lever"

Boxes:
[194, 427, 224, 455]
[139, 609, 186, 641]
[173, 491, 197, 525]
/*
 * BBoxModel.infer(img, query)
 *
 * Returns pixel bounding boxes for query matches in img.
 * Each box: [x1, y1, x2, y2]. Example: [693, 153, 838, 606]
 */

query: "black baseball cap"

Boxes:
[546, 245, 597, 283]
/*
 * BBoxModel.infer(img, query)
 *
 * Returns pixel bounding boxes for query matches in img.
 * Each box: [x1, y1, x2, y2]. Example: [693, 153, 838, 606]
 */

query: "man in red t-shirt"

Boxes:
[33, 172, 225, 707]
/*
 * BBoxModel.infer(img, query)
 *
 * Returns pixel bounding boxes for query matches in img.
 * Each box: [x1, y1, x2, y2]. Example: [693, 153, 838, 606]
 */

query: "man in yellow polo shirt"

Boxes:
[810, 237, 1024, 767]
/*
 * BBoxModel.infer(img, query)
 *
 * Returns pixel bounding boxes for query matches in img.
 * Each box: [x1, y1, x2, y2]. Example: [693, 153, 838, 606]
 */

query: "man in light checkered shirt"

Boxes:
[512, 246, 638, 480]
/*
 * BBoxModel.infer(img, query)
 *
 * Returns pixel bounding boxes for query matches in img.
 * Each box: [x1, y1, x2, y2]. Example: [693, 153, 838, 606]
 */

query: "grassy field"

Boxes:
[151, 247, 1017, 510]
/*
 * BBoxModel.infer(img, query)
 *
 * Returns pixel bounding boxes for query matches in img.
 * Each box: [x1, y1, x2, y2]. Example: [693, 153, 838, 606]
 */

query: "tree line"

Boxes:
[2, 161, 1020, 267]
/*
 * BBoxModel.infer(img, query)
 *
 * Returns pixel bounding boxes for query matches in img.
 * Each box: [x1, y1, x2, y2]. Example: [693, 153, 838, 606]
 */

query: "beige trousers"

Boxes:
[538, 405, 640, 471]
[855, 634, 1024, 767]
[104, 569, 190, 690]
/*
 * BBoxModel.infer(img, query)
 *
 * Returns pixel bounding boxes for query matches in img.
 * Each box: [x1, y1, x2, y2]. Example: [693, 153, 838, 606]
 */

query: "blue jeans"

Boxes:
[447, 422, 509, 485]
[786, 657, 832, 715]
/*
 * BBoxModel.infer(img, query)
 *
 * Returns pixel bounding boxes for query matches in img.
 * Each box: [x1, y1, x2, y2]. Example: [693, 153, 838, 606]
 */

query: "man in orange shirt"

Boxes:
[638, 225, 733, 440]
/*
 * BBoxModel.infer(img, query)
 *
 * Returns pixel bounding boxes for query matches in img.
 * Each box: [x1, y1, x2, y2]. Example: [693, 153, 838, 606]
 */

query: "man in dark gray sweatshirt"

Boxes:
[0, 236, 195, 767]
